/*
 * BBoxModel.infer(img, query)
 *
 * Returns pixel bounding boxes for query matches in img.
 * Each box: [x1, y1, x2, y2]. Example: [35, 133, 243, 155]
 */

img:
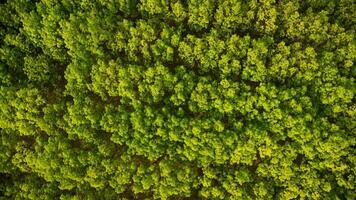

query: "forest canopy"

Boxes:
[0, 0, 355, 199]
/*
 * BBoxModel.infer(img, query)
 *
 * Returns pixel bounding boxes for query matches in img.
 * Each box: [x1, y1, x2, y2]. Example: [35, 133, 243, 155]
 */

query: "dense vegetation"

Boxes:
[0, 0, 355, 199]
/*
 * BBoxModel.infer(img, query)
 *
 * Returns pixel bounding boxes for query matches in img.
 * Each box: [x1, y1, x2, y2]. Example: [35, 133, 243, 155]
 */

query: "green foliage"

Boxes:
[0, 0, 355, 199]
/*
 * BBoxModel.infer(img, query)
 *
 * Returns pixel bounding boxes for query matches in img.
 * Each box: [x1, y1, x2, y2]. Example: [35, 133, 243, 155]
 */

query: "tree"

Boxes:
[0, 0, 355, 199]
